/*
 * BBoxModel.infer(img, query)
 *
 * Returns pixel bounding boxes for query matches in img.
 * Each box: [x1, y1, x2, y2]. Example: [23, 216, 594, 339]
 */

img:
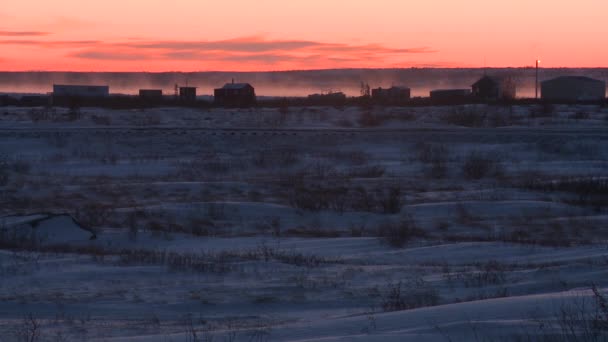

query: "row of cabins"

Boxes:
[374, 76, 518, 102]
[50, 75, 607, 106]
[53, 81, 257, 106]
[373, 76, 606, 103]
[142, 82, 256, 106]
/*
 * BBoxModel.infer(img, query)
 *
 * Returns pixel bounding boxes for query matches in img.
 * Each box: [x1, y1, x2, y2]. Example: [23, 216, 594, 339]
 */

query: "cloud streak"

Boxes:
[71, 50, 153, 61]
[1, 39, 99, 47]
[1, 35, 437, 70]
[0, 30, 49, 37]
[117, 37, 436, 55]
[125, 36, 322, 52]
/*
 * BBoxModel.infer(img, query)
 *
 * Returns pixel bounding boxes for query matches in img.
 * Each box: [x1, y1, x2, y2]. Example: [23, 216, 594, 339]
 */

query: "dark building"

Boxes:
[179, 87, 197, 102]
[214, 82, 256, 106]
[541, 76, 606, 102]
[21, 95, 50, 106]
[139, 89, 163, 99]
[430, 89, 472, 101]
[307, 91, 347, 105]
[53, 84, 109, 98]
[371, 86, 411, 103]
[472, 76, 516, 100]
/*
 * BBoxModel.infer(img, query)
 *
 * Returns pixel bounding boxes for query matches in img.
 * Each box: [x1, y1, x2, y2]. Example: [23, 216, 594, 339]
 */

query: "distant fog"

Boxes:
[1, 68, 607, 98]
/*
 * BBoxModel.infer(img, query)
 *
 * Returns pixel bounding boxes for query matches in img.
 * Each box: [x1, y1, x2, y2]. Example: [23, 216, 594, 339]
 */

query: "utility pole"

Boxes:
[535, 59, 540, 100]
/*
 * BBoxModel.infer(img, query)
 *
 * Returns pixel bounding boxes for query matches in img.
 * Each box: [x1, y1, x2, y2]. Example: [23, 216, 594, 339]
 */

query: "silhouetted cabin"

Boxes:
[430, 89, 471, 101]
[472, 76, 516, 100]
[53, 84, 109, 98]
[541, 76, 606, 102]
[371, 86, 411, 103]
[139, 89, 163, 99]
[214, 82, 256, 106]
[179, 87, 197, 102]
[307, 91, 347, 105]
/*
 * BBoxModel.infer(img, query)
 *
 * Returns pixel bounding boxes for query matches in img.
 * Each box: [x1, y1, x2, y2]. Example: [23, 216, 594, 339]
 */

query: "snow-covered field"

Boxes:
[1, 104, 608, 341]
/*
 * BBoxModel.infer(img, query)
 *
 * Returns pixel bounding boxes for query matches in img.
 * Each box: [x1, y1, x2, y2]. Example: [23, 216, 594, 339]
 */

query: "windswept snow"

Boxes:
[1, 104, 608, 341]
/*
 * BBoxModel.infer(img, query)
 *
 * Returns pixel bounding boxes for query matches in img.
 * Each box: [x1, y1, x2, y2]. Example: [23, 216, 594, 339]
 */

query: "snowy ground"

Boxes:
[1, 104, 608, 341]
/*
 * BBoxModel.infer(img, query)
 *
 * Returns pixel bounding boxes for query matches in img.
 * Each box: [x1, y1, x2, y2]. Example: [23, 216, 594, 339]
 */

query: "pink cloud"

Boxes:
[72, 37, 434, 65]
[0, 39, 99, 47]
[0, 30, 49, 36]
[1, 35, 438, 71]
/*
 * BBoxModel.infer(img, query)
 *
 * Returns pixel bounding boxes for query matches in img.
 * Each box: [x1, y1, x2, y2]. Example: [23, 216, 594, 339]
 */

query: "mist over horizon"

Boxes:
[2, 68, 608, 99]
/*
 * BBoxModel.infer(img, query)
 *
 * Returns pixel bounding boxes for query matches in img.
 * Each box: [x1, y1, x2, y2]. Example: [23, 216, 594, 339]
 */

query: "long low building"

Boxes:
[53, 84, 109, 98]
[430, 89, 471, 100]
[139, 89, 163, 99]
[371, 86, 411, 103]
[541, 76, 606, 102]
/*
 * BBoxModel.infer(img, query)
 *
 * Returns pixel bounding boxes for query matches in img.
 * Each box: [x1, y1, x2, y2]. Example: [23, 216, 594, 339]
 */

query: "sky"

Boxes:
[1, 0, 607, 71]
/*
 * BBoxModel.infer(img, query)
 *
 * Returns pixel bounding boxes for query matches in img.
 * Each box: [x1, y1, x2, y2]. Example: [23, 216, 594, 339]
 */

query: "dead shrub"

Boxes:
[377, 215, 425, 248]
[251, 147, 299, 168]
[345, 165, 385, 178]
[358, 110, 382, 127]
[462, 151, 502, 180]
[416, 143, 449, 179]
[289, 184, 349, 212]
[532, 102, 556, 118]
[73, 203, 113, 229]
[381, 280, 439, 312]
[91, 115, 112, 125]
[571, 110, 590, 120]
[0, 158, 9, 186]
[377, 186, 402, 214]
[440, 107, 486, 127]
[462, 260, 508, 287]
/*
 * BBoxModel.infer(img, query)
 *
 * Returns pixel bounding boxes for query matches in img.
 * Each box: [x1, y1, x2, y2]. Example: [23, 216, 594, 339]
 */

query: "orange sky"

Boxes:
[1, 0, 607, 71]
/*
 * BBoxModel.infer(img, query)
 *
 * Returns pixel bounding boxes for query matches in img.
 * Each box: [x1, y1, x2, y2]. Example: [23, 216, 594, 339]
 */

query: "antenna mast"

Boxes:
[535, 59, 540, 100]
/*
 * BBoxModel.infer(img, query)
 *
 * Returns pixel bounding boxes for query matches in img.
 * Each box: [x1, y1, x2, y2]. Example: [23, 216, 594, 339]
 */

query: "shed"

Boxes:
[541, 76, 606, 102]
[372, 86, 411, 103]
[179, 87, 197, 102]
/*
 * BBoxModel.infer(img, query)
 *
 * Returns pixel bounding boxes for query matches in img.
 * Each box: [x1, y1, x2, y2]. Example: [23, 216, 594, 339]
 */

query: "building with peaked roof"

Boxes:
[472, 76, 516, 100]
[214, 82, 256, 106]
[541, 76, 606, 102]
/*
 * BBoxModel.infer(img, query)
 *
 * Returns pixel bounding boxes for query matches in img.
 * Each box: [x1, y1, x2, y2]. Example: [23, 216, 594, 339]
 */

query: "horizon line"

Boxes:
[2, 66, 608, 73]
